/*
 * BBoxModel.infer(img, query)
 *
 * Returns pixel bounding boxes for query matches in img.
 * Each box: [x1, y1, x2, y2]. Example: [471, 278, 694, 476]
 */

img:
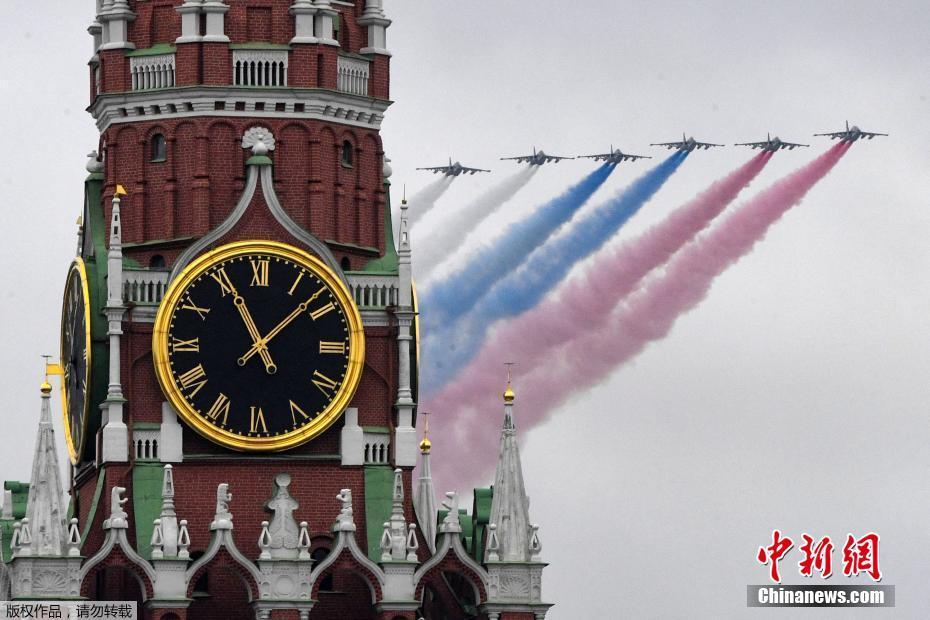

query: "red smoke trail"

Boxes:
[427, 153, 771, 423]
[430, 143, 850, 492]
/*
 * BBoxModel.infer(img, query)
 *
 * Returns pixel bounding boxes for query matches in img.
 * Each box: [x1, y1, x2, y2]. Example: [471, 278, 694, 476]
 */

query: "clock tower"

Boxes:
[0, 2, 552, 619]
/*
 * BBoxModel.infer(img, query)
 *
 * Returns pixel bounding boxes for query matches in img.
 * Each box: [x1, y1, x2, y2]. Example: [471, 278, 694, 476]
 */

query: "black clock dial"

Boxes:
[155, 243, 364, 450]
[61, 260, 90, 462]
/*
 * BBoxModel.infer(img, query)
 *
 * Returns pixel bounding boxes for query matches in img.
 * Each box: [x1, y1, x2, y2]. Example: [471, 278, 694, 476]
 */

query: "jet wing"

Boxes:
[734, 141, 768, 149]
[650, 141, 685, 150]
[813, 131, 846, 139]
[779, 140, 810, 149]
[500, 155, 531, 162]
[459, 166, 491, 174]
[416, 166, 452, 174]
[859, 131, 888, 139]
[693, 141, 724, 149]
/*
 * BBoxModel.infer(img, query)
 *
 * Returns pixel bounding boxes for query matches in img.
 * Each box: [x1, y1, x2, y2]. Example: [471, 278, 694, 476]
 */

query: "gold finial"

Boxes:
[419, 412, 432, 454]
[40, 355, 54, 394]
[114, 184, 128, 197]
[503, 362, 516, 404]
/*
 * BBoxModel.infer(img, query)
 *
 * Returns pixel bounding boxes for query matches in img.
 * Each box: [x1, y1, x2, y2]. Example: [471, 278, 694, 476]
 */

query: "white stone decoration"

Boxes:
[102, 191, 128, 463]
[233, 50, 288, 87]
[242, 126, 276, 155]
[202, 0, 230, 43]
[394, 197, 417, 467]
[336, 56, 370, 96]
[129, 54, 176, 91]
[151, 519, 165, 560]
[289, 1, 318, 45]
[86, 150, 104, 174]
[264, 473, 300, 559]
[440, 492, 461, 534]
[104, 487, 129, 529]
[340, 407, 364, 465]
[297, 522, 311, 561]
[334, 489, 355, 532]
[405, 524, 419, 562]
[359, 0, 391, 56]
[177, 520, 191, 560]
[211, 483, 234, 530]
[414, 430, 437, 553]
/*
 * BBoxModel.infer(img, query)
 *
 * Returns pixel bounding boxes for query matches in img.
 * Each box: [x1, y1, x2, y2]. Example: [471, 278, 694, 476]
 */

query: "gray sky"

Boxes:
[1, 1, 929, 617]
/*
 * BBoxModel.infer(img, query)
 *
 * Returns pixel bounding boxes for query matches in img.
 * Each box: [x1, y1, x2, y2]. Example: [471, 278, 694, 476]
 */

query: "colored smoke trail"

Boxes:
[429, 152, 771, 407]
[430, 143, 850, 492]
[406, 176, 455, 228]
[420, 163, 616, 333]
[425, 152, 687, 390]
[415, 167, 538, 282]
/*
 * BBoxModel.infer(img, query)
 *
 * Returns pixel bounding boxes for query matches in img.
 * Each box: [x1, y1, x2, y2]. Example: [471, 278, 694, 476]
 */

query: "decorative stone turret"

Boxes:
[97, 0, 136, 51]
[482, 378, 552, 618]
[101, 187, 128, 463]
[289, 0, 319, 45]
[394, 195, 418, 466]
[359, 0, 392, 56]
[414, 416, 437, 553]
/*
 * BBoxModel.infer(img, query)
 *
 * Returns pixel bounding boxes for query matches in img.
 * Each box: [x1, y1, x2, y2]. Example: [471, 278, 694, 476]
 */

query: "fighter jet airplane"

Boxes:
[417, 158, 490, 176]
[814, 121, 888, 142]
[578, 146, 651, 163]
[501, 148, 573, 166]
[650, 134, 724, 152]
[735, 133, 809, 152]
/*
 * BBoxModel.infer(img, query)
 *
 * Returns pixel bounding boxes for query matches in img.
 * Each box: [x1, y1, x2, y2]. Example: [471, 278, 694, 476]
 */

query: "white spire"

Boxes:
[487, 374, 537, 563]
[414, 415, 437, 553]
[21, 381, 68, 557]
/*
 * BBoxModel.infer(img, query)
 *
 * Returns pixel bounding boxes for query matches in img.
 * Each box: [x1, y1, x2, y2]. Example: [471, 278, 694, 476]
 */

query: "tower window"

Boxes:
[340, 256, 351, 271]
[149, 255, 166, 269]
[341, 141, 354, 168]
[150, 133, 167, 162]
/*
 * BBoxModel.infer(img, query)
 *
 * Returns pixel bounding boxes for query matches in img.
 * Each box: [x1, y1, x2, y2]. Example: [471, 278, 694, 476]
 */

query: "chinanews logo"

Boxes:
[747, 530, 895, 608]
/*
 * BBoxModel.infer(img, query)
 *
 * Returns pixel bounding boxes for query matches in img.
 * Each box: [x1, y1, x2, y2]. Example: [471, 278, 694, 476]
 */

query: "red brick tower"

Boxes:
[2, 2, 552, 619]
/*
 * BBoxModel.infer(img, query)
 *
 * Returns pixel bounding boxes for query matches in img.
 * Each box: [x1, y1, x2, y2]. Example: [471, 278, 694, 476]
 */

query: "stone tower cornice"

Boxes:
[89, 86, 392, 133]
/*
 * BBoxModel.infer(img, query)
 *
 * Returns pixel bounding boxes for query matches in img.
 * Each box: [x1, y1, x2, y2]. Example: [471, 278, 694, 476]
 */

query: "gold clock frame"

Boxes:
[60, 258, 92, 465]
[153, 240, 365, 452]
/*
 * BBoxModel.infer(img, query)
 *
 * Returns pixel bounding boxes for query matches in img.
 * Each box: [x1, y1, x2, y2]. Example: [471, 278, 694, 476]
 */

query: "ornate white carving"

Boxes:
[242, 126, 276, 155]
[265, 473, 299, 559]
[334, 489, 355, 532]
[105, 487, 128, 529]
[348, 275, 400, 309]
[177, 519, 191, 560]
[130, 53, 176, 90]
[212, 483, 233, 530]
[233, 50, 288, 87]
[123, 269, 169, 305]
[337, 55, 370, 96]
[440, 492, 461, 534]
[405, 524, 419, 562]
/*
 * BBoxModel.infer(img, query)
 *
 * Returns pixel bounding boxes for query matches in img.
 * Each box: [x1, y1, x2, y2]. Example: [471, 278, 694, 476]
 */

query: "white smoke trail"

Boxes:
[415, 167, 538, 280]
[406, 176, 455, 229]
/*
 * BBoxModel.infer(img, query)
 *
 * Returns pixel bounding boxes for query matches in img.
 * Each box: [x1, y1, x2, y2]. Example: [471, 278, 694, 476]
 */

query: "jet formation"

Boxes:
[422, 123, 885, 174]
[814, 120, 888, 142]
[650, 134, 724, 152]
[417, 158, 490, 176]
[501, 148, 573, 166]
[735, 133, 809, 151]
[578, 146, 651, 163]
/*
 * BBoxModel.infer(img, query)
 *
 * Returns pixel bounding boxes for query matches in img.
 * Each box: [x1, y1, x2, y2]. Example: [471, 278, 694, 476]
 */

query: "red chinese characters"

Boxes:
[798, 534, 834, 578]
[842, 533, 882, 581]
[757, 530, 794, 583]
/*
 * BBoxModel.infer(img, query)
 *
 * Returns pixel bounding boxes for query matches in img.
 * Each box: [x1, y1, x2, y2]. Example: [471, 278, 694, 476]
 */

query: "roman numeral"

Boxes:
[309, 302, 335, 321]
[290, 400, 312, 426]
[206, 393, 230, 425]
[250, 259, 270, 287]
[288, 272, 305, 296]
[250, 406, 268, 434]
[171, 337, 200, 353]
[312, 370, 339, 398]
[181, 299, 211, 320]
[319, 341, 346, 355]
[210, 267, 236, 297]
[177, 364, 207, 398]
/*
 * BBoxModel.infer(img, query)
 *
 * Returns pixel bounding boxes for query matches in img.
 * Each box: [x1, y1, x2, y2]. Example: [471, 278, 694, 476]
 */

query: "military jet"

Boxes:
[735, 133, 809, 152]
[651, 134, 724, 152]
[578, 146, 651, 163]
[500, 148, 573, 166]
[814, 121, 888, 142]
[417, 158, 490, 176]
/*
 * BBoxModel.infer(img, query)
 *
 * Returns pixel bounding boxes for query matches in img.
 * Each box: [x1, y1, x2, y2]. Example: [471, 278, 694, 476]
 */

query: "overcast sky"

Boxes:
[1, 1, 929, 617]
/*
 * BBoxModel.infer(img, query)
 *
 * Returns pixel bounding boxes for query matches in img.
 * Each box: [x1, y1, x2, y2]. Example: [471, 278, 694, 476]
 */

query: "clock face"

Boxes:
[61, 259, 91, 464]
[153, 241, 364, 451]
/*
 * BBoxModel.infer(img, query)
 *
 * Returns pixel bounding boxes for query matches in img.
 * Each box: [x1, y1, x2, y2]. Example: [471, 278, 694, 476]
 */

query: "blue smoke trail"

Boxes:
[420, 163, 616, 334]
[424, 152, 687, 391]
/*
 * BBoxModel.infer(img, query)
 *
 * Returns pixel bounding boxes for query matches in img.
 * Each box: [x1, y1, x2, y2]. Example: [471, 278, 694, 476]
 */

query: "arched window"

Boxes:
[340, 256, 351, 272]
[341, 140, 354, 167]
[149, 254, 166, 269]
[151, 133, 167, 162]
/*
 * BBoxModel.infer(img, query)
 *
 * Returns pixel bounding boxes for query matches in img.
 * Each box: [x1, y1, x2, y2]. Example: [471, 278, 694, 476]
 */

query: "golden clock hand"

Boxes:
[238, 288, 327, 366]
[233, 294, 277, 374]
